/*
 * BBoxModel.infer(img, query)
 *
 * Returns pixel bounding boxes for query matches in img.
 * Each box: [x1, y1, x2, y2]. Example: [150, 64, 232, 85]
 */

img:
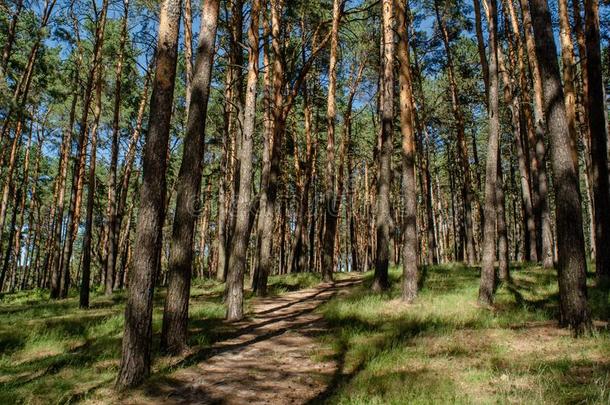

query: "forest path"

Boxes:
[133, 275, 363, 405]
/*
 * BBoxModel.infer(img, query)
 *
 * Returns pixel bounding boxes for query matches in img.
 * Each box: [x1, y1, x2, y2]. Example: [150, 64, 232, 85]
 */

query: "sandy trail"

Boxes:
[129, 276, 362, 405]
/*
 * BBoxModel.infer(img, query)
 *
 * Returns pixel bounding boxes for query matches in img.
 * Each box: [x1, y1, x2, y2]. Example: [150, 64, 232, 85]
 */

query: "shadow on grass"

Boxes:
[307, 265, 610, 403]
[307, 306, 461, 404]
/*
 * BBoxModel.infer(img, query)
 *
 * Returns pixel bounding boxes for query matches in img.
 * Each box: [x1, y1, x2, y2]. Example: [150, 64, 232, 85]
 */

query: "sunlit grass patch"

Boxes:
[0, 270, 337, 403]
[316, 264, 610, 404]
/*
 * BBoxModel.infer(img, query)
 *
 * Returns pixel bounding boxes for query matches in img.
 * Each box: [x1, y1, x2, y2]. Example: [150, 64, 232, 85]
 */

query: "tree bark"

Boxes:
[116, 0, 182, 388]
[396, 0, 418, 302]
[225, 0, 260, 321]
[584, 0, 610, 287]
[161, 0, 219, 350]
[321, 0, 343, 283]
[473, 0, 489, 100]
[479, 0, 500, 306]
[372, 0, 394, 292]
[104, 0, 130, 296]
[79, 66, 103, 309]
[528, 0, 590, 334]
[433, 0, 476, 265]
[57, 0, 109, 299]
[518, 0, 553, 266]
[557, 0, 579, 169]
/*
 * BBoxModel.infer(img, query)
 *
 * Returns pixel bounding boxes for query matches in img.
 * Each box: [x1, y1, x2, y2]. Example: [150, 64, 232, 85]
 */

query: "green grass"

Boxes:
[313, 264, 610, 404]
[0, 273, 323, 404]
[1, 266, 608, 404]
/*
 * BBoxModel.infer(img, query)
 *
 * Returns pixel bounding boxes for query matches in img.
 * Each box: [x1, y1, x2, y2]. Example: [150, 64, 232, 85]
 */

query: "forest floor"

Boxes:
[0, 265, 609, 404]
[126, 275, 363, 404]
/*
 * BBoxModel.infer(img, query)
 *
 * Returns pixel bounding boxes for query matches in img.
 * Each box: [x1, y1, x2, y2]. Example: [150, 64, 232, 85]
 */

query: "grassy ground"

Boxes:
[0, 272, 324, 404]
[313, 264, 610, 404]
[1, 266, 608, 404]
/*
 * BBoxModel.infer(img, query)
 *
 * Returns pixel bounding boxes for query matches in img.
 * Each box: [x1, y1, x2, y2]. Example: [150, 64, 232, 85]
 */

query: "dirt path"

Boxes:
[130, 276, 362, 405]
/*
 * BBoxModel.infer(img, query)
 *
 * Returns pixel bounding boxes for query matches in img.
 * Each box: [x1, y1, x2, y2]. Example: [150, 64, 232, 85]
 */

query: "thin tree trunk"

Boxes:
[372, 0, 394, 292]
[573, 0, 595, 259]
[0, 190, 20, 291]
[79, 68, 103, 309]
[321, 0, 343, 283]
[519, 0, 553, 266]
[57, 0, 109, 299]
[584, 0, 610, 286]
[473, 0, 489, 99]
[497, 158, 509, 280]
[397, 0, 418, 302]
[479, 0, 500, 306]
[0, 122, 23, 254]
[433, 0, 476, 265]
[225, 0, 260, 321]
[104, 0, 129, 296]
[183, 0, 194, 116]
[252, 9, 273, 290]
[8, 125, 33, 291]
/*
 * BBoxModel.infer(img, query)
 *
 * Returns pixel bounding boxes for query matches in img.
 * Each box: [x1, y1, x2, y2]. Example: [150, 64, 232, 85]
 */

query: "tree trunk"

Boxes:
[252, 10, 273, 291]
[183, 0, 193, 116]
[225, 0, 260, 321]
[497, 158, 509, 281]
[396, 0, 418, 302]
[104, 0, 129, 296]
[372, 0, 394, 292]
[0, 190, 20, 291]
[79, 69, 102, 308]
[253, 3, 281, 294]
[48, 70, 78, 298]
[528, 0, 590, 334]
[473, 0, 489, 99]
[557, 0, 579, 169]
[573, 0, 595, 259]
[479, 0, 500, 306]
[433, 0, 476, 265]
[161, 0, 219, 350]
[321, 0, 342, 283]
[519, 0, 553, 266]
[584, 0, 610, 287]
[57, 0, 109, 299]
[116, 0, 182, 389]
